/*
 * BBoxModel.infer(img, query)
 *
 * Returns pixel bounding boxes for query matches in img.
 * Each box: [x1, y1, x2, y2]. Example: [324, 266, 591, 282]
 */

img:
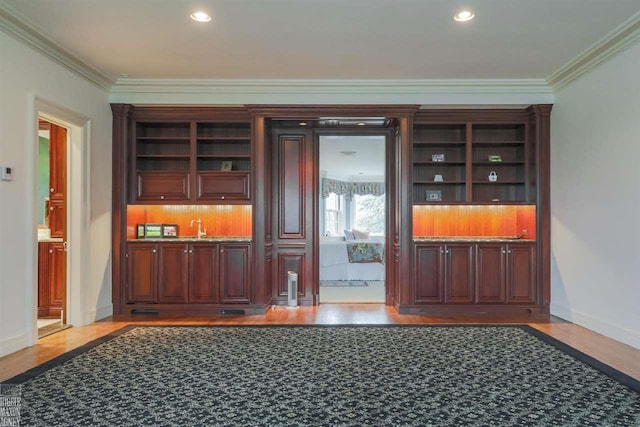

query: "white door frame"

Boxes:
[28, 96, 91, 344]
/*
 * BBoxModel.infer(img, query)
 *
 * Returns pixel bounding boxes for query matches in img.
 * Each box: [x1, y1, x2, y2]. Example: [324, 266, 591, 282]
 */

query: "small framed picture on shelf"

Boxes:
[426, 190, 442, 201]
[488, 154, 502, 162]
[143, 224, 163, 239]
[220, 161, 233, 171]
[431, 153, 446, 162]
[162, 224, 178, 238]
[136, 224, 146, 239]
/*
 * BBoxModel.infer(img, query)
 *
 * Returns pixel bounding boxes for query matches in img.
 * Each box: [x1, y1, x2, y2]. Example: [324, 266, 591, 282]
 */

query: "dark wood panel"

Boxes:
[189, 244, 219, 303]
[445, 244, 475, 304]
[476, 244, 506, 303]
[49, 242, 66, 309]
[276, 253, 305, 298]
[278, 136, 305, 238]
[136, 171, 190, 202]
[37, 242, 51, 317]
[415, 245, 444, 303]
[196, 172, 250, 201]
[126, 243, 158, 303]
[158, 244, 189, 303]
[507, 244, 536, 304]
[49, 123, 67, 239]
[220, 244, 250, 304]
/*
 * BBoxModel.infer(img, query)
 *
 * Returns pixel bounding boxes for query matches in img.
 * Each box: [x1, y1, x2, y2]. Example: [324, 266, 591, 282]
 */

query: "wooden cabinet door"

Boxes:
[49, 242, 67, 310]
[158, 244, 189, 303]
[189, 244, 219, 303]
[507, 244, 536, 304]
[196, 172, 250, 201]
[136, 171, 190, 202]
[220, 244, 250, 304]
[445, 244, 475, 303]
[49, 124, 67, 238]
[476, 244, 506, 303]
[414, 244, 444, 303]
[127, 243, 158, 303]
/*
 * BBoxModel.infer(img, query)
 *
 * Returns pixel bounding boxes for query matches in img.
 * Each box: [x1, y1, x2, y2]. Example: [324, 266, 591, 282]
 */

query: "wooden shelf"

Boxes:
[414, 181, 466, 185]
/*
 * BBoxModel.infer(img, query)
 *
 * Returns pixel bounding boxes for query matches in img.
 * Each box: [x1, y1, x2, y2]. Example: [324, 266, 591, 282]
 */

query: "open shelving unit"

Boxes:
[413, 122, 535, 204]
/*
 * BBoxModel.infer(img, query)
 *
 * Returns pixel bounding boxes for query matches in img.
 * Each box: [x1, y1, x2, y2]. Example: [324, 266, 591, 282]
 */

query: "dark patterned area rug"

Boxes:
[6, 325, 640, 426]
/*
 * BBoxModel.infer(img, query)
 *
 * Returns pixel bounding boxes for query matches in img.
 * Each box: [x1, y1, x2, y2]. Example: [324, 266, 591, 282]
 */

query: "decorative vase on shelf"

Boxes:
[488, 171, 498, 182]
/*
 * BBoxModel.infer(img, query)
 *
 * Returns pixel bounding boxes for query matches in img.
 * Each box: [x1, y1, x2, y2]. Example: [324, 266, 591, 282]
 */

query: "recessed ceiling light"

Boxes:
[454, 10, 474, 22]
[357, 122, 366, 126]
[299, 122, 307, 126]
[190, 11, 212, 22]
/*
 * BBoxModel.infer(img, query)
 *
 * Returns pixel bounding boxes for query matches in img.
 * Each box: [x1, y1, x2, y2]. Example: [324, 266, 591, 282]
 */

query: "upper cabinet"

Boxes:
[412, 112, 540, 205]
[116, 107, 252, 204]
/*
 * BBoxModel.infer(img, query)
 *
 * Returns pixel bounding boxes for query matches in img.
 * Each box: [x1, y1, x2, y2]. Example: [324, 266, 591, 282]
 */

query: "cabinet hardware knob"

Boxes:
[220, 249, 224, 253]
[502, 249, 506, 254]
[189, 250, 193, 253]
[221, 196, 225, 200]
[50, 188, 55, 193]
[49, 206, 55, 211]
[184, 249, 188, 253]
[49, 249, 53, 253]
[160, 195, 165, 200]
[152, 249, 157, 253]
[440, 248, 443, 253]
[508, 250, 512, 254]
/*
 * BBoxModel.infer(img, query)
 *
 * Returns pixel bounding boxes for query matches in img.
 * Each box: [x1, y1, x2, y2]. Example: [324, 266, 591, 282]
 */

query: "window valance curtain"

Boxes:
[321, 178, 385, 201]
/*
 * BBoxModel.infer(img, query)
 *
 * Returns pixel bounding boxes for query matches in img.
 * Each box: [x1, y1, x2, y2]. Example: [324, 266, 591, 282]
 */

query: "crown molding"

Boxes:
[110, 78, 553, 105]
[547, 11, 640, 90]
[0, 5, 113, 91]
[111, 78, 551, 94]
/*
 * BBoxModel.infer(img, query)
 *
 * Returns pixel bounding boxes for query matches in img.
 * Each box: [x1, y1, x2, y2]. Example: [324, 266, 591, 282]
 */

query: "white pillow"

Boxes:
[352, 229, 370, 239]
[344, 229, 355, 240]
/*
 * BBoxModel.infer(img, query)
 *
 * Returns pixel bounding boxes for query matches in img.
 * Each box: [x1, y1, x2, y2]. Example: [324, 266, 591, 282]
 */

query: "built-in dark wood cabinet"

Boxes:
[189, 244, 220, 303]
[414, 243, 474, 304]
[127, 113, 252, 205]
[125, 241, 251, 308]
[112, 104, 550, 317]
[126, 243, 158, 303]
[219, 244, 250, 304]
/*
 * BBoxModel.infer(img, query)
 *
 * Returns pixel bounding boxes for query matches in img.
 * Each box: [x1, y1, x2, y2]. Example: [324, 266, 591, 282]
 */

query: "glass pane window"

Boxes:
[324, 193, 344, 236]
[353, 194, 385, 234]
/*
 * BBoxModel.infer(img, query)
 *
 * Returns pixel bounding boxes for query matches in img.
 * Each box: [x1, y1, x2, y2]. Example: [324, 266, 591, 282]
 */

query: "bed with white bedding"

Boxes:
[319, 238, 386, 281]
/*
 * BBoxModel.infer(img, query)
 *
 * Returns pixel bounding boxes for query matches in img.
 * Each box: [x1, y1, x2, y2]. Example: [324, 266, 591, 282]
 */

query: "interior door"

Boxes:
[49, 123, 67, 324]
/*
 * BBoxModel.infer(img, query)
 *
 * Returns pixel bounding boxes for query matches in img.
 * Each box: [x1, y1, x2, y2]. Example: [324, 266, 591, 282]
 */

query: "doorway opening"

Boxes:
[36, 118, 69, 338]
[318, 135, 386, 303]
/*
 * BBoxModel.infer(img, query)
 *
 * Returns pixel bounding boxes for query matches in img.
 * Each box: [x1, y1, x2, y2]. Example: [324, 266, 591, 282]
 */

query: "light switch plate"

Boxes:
[1, 166, 13, 181]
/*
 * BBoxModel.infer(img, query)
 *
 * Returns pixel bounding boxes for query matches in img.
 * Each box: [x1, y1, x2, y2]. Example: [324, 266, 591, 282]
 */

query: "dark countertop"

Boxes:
[414, 237, 536, 243]
[128, 237, 252, 243]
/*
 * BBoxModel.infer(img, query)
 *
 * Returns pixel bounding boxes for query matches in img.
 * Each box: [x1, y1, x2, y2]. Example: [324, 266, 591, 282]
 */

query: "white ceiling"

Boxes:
[2, 0, 640, 81]
[319, 135, 385, 182]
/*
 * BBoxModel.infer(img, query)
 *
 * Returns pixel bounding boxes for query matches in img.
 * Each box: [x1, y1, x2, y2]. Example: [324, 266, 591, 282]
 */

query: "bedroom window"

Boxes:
[324, 193, 344, 236]
[353, 194, 385, 234]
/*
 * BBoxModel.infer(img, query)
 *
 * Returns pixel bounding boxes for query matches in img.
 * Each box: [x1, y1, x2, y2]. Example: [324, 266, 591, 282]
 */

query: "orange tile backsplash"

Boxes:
[126, 205, 252, 239]
[413, 205, 536, 239]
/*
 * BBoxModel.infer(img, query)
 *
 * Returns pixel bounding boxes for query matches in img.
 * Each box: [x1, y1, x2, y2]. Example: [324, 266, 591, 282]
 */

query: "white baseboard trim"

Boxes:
[550, 303, 640, 350]
[0, 333, 29, 359]
[82, 304, 113, 325]
[94, 304, 113, 321]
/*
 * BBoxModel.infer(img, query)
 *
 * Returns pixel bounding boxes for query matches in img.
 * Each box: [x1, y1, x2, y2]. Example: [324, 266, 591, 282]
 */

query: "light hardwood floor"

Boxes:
[1, 304, 639, 383]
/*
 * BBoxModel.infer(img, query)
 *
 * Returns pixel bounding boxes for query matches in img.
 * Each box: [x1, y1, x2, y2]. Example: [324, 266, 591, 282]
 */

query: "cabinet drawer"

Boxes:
[136, 172, 190, 202]
[197, 172, 250, 201]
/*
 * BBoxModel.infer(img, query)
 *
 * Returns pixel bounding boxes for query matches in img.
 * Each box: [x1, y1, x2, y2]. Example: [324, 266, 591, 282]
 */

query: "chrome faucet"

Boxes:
[190, 218, 207, 239]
